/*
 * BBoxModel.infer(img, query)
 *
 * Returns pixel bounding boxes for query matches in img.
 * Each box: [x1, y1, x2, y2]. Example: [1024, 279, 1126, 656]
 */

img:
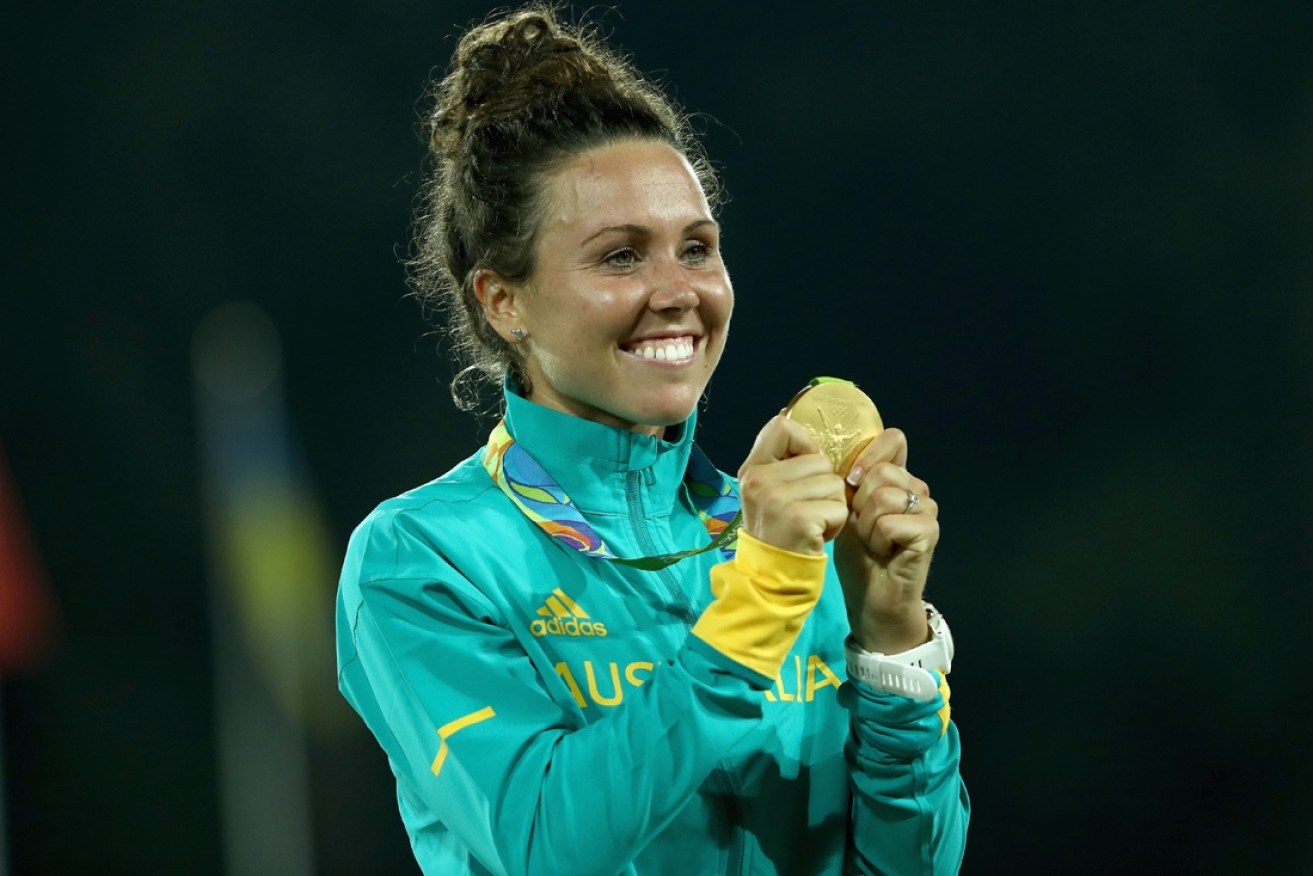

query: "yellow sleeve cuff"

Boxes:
[690, 531, 828, 679]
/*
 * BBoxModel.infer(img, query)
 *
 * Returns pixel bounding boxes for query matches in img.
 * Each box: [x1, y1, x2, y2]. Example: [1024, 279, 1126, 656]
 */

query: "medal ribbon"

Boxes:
[483, 420, 740, 570]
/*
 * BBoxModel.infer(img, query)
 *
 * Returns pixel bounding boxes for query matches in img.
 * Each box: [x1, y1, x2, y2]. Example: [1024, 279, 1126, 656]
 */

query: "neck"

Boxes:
[524, 389, 668, 440]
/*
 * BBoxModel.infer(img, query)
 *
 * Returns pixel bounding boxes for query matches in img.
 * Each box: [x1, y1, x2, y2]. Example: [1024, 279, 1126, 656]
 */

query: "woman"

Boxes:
[336, 6, 969, 874]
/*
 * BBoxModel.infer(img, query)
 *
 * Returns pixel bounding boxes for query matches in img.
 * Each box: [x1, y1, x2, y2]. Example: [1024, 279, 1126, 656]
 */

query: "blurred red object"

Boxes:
[0, 443, 59, 674]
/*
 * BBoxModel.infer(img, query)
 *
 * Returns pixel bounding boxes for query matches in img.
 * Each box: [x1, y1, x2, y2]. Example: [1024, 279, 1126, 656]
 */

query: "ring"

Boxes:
[903, 489, 920, 514]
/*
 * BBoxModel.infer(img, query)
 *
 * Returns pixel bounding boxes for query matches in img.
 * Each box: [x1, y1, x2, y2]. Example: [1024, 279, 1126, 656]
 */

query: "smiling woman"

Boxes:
[336, 4, 969, 875]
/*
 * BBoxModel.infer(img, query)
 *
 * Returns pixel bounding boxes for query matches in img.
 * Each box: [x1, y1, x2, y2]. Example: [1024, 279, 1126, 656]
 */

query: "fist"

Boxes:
[834, 427, 941, 649]
[737, 416, 849, 556]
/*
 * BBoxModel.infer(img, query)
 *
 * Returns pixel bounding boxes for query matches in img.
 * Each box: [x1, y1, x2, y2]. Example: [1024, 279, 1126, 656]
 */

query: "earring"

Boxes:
[510, 328, 527, 342]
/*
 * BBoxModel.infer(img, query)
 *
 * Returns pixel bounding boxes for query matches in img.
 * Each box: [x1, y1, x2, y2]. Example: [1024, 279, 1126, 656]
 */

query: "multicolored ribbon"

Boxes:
[483, 420, 739, 570]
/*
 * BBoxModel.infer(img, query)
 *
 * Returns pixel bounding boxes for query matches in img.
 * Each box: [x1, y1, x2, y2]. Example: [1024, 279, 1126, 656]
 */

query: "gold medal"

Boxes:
[783, 377, 883, 478]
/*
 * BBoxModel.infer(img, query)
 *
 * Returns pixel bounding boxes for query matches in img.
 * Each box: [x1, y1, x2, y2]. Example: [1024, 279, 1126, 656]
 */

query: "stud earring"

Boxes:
[510, 328, 527, 342]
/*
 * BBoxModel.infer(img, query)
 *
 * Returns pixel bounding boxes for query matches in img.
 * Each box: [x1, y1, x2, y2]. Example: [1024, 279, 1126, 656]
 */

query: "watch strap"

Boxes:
[845, 603, 953, 701]
[844, 650, 941, 701]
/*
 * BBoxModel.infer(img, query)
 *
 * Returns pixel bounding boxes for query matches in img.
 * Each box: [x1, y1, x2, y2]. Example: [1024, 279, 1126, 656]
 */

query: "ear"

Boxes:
[472, 269, 525, 343]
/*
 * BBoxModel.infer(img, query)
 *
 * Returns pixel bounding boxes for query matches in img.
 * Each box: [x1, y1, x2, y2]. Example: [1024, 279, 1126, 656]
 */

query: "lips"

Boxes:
[620, 334, 697, 363]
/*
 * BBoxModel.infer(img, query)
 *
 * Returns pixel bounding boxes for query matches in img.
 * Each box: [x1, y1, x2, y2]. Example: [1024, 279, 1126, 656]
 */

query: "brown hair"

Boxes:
[406, 3, 721, 410]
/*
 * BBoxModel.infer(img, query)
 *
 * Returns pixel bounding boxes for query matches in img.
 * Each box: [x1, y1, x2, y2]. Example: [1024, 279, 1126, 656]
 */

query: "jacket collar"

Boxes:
[501, 377, 697, 514]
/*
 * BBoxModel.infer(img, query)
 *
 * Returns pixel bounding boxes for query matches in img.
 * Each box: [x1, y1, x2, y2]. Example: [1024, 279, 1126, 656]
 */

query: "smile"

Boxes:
[620, 335, 696, 364]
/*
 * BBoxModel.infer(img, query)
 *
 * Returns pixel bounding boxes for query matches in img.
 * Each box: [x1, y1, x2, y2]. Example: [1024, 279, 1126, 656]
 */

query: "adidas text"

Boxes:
[530, 617, 608, 638]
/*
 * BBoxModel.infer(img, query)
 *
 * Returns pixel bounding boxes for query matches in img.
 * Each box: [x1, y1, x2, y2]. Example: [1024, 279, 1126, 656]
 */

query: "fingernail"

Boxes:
[845, 465, 863, 487]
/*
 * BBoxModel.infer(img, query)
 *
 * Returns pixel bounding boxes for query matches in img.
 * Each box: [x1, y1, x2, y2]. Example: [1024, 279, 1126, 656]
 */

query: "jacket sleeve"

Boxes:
[842, 673, 971, 875]
[336, 514, 780, 876]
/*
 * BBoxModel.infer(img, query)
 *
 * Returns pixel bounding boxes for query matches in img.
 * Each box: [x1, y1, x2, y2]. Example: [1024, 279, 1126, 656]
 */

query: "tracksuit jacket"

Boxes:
[336, 384, 970, 875]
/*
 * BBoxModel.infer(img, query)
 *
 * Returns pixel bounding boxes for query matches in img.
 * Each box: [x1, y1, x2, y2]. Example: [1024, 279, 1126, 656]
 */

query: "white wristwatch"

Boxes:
[844, 602, 954, 702]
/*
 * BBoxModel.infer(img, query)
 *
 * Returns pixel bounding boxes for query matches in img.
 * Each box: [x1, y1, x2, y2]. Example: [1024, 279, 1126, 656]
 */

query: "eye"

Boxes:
[681, 240, 714, 266]
[602, 247, 639, 269]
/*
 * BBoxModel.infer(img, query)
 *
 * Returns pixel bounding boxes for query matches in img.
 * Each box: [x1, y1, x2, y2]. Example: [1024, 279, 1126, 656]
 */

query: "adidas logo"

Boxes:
[530, 588, 608, 638]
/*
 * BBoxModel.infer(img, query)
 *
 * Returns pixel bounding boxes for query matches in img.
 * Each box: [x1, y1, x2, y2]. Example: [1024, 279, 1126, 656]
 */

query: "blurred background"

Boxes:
[3, 1, 1311, 873]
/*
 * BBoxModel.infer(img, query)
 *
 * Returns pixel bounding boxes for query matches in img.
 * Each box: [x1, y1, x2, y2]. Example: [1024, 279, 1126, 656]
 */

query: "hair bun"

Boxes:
[431, 10, 609, 159]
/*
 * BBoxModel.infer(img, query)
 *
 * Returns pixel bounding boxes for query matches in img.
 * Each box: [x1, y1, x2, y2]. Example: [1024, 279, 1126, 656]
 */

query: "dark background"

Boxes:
[4, 1, 1311, 873]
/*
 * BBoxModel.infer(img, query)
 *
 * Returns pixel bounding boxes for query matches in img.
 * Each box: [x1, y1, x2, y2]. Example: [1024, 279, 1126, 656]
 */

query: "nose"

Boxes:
[647, 256, 699, 313]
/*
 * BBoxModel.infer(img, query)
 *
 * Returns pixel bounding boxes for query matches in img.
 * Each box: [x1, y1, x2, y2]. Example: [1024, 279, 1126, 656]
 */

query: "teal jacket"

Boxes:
[337, 387, 969, 875]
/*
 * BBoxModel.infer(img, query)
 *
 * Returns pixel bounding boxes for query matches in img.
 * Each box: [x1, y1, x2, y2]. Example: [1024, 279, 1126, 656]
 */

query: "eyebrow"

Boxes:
[579, 219, 718, 248]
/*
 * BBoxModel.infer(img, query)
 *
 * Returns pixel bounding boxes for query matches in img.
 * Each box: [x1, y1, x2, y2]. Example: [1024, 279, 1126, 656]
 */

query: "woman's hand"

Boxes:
[833, 428, 940, 654]
[738, 416, 849, 556]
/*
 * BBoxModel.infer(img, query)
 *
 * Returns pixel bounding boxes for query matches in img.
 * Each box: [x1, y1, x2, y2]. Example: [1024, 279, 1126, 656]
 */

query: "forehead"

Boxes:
[540, 139, 711, 235]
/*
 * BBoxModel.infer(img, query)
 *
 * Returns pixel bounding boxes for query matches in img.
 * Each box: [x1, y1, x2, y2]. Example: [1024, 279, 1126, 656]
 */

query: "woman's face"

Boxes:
[501, 139, 734, 436]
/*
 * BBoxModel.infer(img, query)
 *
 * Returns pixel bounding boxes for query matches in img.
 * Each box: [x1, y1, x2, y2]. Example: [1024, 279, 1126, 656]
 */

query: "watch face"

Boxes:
[783, 379, 884, 477]
[924, 606, 954, 664]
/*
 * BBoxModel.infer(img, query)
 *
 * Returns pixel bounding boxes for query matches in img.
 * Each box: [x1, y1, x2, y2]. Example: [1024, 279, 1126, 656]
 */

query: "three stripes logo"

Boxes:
[530, 588, 608, 638]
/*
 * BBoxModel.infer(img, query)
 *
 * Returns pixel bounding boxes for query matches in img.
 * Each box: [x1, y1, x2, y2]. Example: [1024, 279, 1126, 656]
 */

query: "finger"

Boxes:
[874, 512, 941, 556]
[746, 466, 848, 508]
[850, 462, 931, 512]
[741, 415, 823, 468]
[855, 485, 939, 521]
[744, 492, 850, 554]
[851, 495, 941, 556]
[818, 498, 851, 543]
[739, 452, 839, 501]
[845, 428, 909, 487]
[779, 496, 853, 542]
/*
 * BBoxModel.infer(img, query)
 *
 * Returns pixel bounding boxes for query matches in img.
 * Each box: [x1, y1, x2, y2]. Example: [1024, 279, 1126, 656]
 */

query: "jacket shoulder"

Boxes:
[341, 453, 514, 587]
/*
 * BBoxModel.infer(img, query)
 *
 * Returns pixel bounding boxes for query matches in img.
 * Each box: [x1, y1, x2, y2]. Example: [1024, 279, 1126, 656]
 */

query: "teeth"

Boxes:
[625, 336, 695, 362]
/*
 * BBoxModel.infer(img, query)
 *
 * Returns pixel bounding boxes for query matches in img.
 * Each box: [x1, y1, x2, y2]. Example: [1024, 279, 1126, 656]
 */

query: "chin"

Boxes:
[631, 395, 701, 429]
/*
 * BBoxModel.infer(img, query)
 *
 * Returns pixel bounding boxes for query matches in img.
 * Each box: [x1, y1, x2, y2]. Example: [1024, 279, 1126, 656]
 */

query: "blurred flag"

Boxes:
[192, 300, 342, 727]
[192, 301, 343, 876]
[0, 441, 59, 675]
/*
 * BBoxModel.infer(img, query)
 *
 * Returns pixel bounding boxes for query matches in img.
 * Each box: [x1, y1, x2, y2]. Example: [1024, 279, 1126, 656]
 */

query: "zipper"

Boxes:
[708, 767, 745, 876]
[625, 470, 696, 623]
[625, 470, 745, 874]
